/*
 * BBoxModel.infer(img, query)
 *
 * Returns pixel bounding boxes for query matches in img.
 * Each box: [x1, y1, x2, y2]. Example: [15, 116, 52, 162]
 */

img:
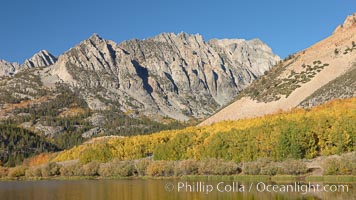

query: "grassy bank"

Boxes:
[1, 153, 355, 182]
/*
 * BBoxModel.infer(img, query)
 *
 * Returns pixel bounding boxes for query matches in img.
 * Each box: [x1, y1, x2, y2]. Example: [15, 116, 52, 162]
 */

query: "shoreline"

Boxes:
[1, 175, 355, 183]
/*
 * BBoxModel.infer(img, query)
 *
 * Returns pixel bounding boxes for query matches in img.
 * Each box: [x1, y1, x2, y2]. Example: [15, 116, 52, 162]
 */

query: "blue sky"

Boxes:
[0, 0, 354, 63]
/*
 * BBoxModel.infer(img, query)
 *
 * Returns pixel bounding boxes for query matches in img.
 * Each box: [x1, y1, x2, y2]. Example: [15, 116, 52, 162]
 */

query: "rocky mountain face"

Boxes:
[0, 32, 279, 143]
[22, 50, 57, 69]
[0, 50, 57, 76]
[0, 60, 19, 76]
[201, 13, 356, 126]
[45, 32, 279, 120]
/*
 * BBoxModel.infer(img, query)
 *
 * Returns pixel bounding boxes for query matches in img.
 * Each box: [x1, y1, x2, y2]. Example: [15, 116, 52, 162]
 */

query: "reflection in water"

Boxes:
[0, 180, 354, 200]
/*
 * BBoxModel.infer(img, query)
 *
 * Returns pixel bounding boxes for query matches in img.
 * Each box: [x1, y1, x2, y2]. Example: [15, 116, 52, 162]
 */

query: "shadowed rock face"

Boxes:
[22, 50, 57, 69]
[0, 50, 57, 76]
[0, 32, 280, 121]
[52, 33, 279, 120]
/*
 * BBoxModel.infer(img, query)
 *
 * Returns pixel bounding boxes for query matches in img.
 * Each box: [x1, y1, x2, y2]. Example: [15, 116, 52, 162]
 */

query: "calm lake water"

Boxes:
[0, 179, 354, 200]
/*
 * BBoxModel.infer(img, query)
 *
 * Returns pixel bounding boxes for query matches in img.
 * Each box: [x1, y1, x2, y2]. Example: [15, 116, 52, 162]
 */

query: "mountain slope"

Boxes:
[299, 64, 356, 108]
[0, 125, 59, 167]
[22, 50, 57, 69]
[0, 60, 19, 76]
[0, 50, 56, 76]
[0, 32, 279, 144]
[53, 98, 356, 163]
[42, 32, 279, 121]
[200, 13, 356, 126]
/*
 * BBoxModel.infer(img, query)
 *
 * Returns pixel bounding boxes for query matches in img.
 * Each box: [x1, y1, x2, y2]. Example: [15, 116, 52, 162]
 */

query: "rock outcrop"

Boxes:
[0, 32, 279, 121]
[333, 13, 356, 34]
[50, 32, 279, 120]
[22, 50, 57, 69]
[0, 60, 19, 76]
[0, 50, 56, 77]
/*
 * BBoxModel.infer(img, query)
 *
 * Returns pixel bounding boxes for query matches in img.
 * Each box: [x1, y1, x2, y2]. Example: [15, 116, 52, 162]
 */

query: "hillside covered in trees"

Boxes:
[0, 126, 58, 167]
[53, 98, 355, 164]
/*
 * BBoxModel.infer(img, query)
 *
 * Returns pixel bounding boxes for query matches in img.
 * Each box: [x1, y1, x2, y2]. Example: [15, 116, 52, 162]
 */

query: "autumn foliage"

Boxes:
[24, 153, 53, 167]
[53, 98, 356, 163]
